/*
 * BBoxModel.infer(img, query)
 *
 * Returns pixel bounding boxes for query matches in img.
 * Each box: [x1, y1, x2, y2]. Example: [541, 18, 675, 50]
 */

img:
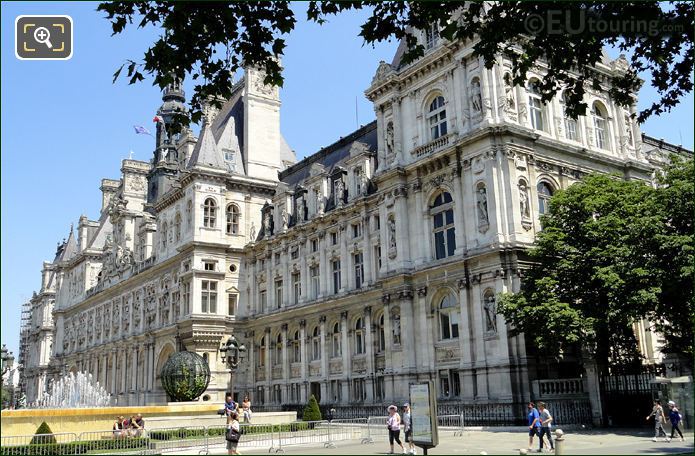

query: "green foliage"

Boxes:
[302, 394, 322, 421]
[30, 422, 56, 445]
[498, 159, 694, 365]
[98, 2, 693, 126]
[0, 437, 150, 456]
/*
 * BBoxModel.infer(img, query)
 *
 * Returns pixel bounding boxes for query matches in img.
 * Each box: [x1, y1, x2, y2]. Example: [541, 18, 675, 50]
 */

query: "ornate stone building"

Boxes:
[20, 25, 687, 412]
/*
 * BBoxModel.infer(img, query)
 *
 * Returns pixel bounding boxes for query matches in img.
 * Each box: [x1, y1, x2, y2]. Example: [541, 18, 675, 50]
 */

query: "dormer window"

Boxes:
[425, 23, 439, 49]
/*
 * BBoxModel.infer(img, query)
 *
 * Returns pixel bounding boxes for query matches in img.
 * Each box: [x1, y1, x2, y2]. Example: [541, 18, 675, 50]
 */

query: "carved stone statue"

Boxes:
[360, 174, 369, 196]
[335, 179, 345, 206]
[263, 212, 272, 235]
[504, 77, 516, 111]
[391, 313, 401, 345]
[519, 182, 530, 218]
[385, 122, 395, 156]
[471, 79, 483, 113]
[249, 222, 256, 241]
[281, 209, 288, 230]
[476, 186, 489, 228]
[388, 217, 397, 250]
[484, 294, 497, 333]
[317, 193, 325, 215]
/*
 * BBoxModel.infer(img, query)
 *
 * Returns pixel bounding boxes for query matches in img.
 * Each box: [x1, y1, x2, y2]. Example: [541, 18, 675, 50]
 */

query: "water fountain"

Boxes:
[33, 371, 111, 408]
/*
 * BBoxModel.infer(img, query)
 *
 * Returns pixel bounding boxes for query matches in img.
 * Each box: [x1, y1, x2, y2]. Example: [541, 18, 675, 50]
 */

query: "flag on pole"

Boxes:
[133, 125, 152, 136]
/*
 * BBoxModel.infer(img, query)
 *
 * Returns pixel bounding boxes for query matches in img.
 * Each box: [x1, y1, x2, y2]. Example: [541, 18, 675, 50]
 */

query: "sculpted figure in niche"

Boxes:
[484, 294, 497, 333]
[385, 121, 395, 155]
[249, 222, 256, 241]
[263, 212, 272, 235]
[335, 179, 345, 205]
[391, 313, 401, 345]
[504, 74, 516, 110]
[360, 173, 369, 195]
[470, 79, 483, 113]
[388, 217, 397, 250]
[281, 209, 288, 230]
[519, 182, 530, 218]
[476, 186, 489, 226]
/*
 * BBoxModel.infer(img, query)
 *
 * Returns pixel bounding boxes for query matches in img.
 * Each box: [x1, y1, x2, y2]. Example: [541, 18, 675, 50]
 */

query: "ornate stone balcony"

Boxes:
[532, 378, 586, 398]
[411, 132, 455, 158]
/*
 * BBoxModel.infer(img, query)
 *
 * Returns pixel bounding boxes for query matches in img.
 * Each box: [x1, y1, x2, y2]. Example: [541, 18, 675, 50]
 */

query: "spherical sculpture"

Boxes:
[160, 351, 211, 402]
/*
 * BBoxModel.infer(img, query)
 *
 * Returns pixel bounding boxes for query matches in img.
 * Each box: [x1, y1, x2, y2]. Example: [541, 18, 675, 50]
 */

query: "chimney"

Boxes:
[100, 179, 121, 212]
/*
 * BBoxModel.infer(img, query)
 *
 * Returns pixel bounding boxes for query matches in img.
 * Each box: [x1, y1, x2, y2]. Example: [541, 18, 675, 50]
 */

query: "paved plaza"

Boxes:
[201, 429, 693, 455]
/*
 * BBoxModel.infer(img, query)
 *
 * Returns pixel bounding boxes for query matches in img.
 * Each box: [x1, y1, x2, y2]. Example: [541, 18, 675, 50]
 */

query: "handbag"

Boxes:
[226, 426, 241, 443]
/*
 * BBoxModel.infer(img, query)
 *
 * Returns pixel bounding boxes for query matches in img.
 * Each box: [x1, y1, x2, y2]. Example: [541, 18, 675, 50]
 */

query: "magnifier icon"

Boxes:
[33, 26, 53, 49]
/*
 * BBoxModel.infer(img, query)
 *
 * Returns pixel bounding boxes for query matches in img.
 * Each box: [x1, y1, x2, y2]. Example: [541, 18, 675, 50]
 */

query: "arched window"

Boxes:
[528, 80, 545, 131]
[226, 204, 240, 235]
[161, 221, 168, 249]
[274, 333, 283, 365]
[203, 198, 216, 228]
[428, 96, 447, 140]
[425, 23, 439, 49]
[311, 326, 321, 361]
[376, 314, 385, 353]
[537, 182, 554, 216]
[332, 323, 341, 358]
[439, 294, 459, 340]
[562, 93, 579, 141]
[292, 331, 300, 363]
[431, 191, 456, 259]
[354, 318, 365, 355]
[258, 336, 266, 367]
[203, 352, 209, 365]
[174, 212, 182, 242]
[592, 103, 608, 149]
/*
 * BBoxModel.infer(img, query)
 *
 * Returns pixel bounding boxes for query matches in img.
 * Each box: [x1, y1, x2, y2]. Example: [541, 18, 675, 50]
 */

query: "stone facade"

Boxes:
[20, 26, 686, 408]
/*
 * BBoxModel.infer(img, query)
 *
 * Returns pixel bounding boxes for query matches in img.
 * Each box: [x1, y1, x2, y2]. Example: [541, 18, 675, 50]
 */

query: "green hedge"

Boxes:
[0, 437, 150, 456]
[147, 422, 314, 441]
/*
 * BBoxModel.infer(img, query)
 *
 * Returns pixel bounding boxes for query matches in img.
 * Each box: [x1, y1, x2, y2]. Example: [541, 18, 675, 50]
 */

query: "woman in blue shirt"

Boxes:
[667, 400, 684, 442]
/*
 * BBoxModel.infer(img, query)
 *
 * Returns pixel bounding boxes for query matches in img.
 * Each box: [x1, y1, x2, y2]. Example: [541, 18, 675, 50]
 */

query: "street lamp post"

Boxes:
[219, 336, 247, 402]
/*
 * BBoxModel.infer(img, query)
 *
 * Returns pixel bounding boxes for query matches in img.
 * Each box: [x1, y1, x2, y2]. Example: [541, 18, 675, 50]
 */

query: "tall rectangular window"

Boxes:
[375, 376, 385, 400]
[310, 239, 319, 252]
[259, 290, 267, 313]
[331, 231, 339, 246]
[374, 245, 382, 271]
[353, 252, 364, 289]
[201, 280, 217, 313]
[332, 259, 341, 294]
[310, 265, 320, 298]
[451, 370, 461, 397]
[565, 117, 578, 141]
[228, 294, 237, 316]
[182, 282, 191, 315]
[439, 370, 451, 398]
[292, 272, 301, 304]
[275, 279, 283, 309]
[352, 222, 362, 238]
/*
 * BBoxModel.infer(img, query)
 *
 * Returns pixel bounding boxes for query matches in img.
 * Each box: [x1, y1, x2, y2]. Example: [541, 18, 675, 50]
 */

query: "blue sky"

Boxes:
[1, 2, 693, 356]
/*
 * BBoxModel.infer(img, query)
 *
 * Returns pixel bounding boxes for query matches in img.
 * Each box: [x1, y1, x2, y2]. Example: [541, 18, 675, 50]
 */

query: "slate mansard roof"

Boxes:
[279, 121, 378, 188]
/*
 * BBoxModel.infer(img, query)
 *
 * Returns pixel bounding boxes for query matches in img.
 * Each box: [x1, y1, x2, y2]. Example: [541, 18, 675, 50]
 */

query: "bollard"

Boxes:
[554, 429, 565, 455]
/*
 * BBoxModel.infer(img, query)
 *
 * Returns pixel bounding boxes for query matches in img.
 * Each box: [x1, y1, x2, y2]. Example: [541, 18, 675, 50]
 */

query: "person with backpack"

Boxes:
[646, 399, 668, 442]
[225, 411, 241, 454]
[667, 400, 685, 442]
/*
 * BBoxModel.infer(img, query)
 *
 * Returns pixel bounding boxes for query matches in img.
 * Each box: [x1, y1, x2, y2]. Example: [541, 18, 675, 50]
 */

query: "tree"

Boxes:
[30, 421, 57, 445]
[497, 158, 694, 369]
[302, 394, 322, 422]
[98, 1, 693, 126]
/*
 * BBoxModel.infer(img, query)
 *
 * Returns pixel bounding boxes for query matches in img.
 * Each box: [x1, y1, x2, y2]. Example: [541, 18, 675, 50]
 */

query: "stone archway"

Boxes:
[155, 343, 176, 399]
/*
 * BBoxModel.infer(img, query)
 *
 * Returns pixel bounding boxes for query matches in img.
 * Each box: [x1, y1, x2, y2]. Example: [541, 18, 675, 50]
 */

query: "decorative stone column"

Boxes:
[363, 306, 375, 401]
[319, 316, 328, 400]
[110, 349, 118, 396]
[457, 279, 475, 400]
[339, 224, 349, 292]
[281, 324, 289, 401]
[318, 234, 328, 298]
[381, 294, 394, 399]
[340, 311, 350, 403]
[299, 320, 308, 403]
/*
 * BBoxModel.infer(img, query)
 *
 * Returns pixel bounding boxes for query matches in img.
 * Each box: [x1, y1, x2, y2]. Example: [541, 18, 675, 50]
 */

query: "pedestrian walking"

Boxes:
[403, 403, 416, 454]
[537, 402, 554, 452]
[667, 400, 685, 442]
[646, 399, 668, 442]
[225, 411, 241, 455]
[527, 402, 542, 451]
[387, 404, 405, 454]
